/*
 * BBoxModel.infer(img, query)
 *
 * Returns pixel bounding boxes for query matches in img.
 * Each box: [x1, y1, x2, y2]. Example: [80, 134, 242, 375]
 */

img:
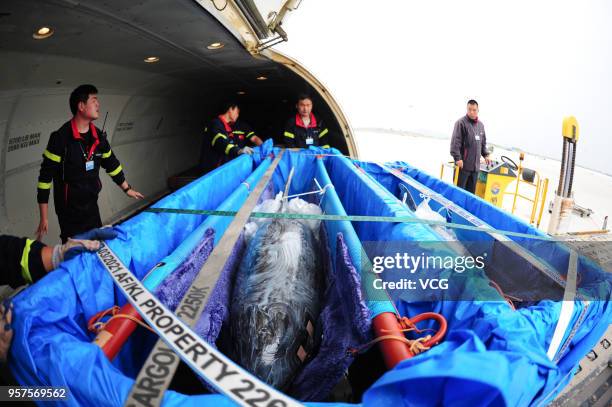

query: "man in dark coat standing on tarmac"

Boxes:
[450, 99, 491, 194]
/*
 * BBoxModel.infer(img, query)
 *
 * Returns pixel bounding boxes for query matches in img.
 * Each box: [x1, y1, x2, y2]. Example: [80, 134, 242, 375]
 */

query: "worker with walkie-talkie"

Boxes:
[35, 84, 144, 243]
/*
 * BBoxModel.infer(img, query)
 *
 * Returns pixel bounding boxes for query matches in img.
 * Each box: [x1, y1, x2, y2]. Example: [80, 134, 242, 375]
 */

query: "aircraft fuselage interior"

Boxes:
[0, 0, 352, 243]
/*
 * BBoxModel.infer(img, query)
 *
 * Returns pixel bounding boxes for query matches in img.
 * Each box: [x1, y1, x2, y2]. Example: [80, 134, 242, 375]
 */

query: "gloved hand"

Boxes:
[52, 227, 118, 268]
[239, 146, 254, 155]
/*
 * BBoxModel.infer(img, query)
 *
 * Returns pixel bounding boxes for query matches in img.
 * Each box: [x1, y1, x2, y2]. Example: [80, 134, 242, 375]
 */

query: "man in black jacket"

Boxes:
[450, 99, 491, 193]
[35, 85, 143, 242]
[0, 227, 117, 363]
[283, 94, 331, 149]
[199, 102, 263, 174]
[0, 227, 117, 289]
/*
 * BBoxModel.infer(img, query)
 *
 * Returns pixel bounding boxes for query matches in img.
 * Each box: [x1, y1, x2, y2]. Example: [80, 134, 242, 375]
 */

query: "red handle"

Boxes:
[372, 311, 448, 369]
[91, 303, 143, 360]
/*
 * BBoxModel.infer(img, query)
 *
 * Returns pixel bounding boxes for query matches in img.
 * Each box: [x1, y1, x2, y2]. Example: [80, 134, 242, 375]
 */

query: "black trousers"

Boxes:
[457, 169, 478, 194]
[57, 202, 102, 243]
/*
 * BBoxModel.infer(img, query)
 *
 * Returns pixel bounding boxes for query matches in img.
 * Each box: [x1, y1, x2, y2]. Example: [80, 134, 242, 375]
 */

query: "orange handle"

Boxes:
[372, 311, 448, 369]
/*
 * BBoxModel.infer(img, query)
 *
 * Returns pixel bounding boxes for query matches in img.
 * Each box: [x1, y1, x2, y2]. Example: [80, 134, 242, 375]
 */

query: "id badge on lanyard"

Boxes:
[71, 119, 99, 171]
[79, 142, 95, 171]
[305, 137, 314, 146]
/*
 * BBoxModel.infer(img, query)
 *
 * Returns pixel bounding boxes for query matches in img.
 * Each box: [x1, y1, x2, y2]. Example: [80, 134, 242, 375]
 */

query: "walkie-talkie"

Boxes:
[101, 111, 109, 135]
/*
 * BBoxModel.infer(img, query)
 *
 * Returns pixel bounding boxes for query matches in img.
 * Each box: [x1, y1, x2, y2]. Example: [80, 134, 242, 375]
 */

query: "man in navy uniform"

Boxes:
[199, 102, 263, 174]
[35, 85, 143, 242]
[283, 94, 331, 149]
[0, 227, 117, 362]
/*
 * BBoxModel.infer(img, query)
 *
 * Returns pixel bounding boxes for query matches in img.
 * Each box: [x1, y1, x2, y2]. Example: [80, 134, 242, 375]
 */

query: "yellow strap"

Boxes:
[321, 144, 331, 149]
[102, 149, 112, 159]
[284, 131, 295, 139]
[108, 165, 123, 177]
[212, 133, 227, 146]
[319, 128, 329, 138]
[225, 144, 236, 155]
[247, 131, 255, 138]
[20, 239, 34, 284]
[233, 131, 245, 135]
[44, 149, 61, 163]
[37, 181, 52, 190]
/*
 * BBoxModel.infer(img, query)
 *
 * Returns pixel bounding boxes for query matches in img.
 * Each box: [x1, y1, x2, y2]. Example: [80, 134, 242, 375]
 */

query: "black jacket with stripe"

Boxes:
[0, 235, 46, 288]
[37, 120, 125, 217]
[283, 113, 331, 149]
[229, 121, 257, 149]
[199, 117, 258, 174]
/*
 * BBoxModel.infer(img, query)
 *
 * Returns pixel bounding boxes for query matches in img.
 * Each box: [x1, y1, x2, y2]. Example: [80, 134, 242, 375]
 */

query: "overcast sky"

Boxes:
[275, 0, 612, 175]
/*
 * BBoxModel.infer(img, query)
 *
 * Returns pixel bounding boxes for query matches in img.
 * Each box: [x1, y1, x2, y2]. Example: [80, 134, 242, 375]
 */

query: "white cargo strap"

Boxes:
[380, 164, 569, 289]
[546, 250, 580, 360]
[96, 243, 299, 407]
[385, 164, 591, 363]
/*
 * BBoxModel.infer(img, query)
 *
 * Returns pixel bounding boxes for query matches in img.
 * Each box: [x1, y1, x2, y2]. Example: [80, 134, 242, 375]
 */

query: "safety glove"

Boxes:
[51, 227, 118, 268]
[239, 146, 254, 155]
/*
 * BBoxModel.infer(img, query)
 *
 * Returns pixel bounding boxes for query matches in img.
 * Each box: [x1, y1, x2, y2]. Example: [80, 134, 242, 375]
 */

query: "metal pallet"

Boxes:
[552, 232, 611, 406]
[551, 325, 611, 406]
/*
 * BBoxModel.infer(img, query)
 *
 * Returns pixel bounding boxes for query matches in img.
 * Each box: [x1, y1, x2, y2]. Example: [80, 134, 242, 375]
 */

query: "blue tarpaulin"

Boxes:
[358, 159, 612, 406]
[8, 145, 611, 406]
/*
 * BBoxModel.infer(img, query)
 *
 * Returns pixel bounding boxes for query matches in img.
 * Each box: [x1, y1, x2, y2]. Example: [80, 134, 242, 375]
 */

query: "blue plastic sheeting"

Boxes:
[8, 145, 611, 407]
[324, 156, 486, 308]
[272, 150, 396, 318]
[357, 159, 612, 406]
[314, 158, 394, 318]
[375, 162, 611, 303]
[7, 147, 271, 406]
[286, 151, 592, 405]
[325, 156, 442, 243]
[272, 149, 394, 340]
[144, 154, 273, 290]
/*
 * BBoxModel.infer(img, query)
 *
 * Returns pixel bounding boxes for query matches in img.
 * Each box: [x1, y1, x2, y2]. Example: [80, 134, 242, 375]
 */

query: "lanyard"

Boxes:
[70, 118, 99, 160]
[77, 142, 88, 162]
[470, 120, 480, 138]
[218, 115, 235, 142]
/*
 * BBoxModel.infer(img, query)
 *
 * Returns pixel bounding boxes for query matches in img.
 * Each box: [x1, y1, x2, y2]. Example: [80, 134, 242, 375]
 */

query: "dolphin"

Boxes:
[229, 218, 322, 390]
